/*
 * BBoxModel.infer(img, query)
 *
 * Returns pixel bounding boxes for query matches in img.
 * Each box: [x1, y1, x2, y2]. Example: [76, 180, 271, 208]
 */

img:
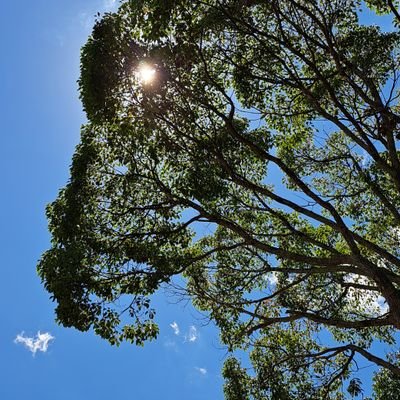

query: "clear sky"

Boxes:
[0, 1, 224, 399]
[2, 2, 397, 399]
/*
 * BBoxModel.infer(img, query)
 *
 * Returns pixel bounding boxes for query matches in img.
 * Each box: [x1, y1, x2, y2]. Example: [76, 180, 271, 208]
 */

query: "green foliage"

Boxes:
[39, 0, 400, 397]
[373, 353, 400, 399]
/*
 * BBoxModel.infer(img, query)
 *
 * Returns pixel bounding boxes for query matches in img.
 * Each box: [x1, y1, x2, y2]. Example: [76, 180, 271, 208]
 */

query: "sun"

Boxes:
[137, 63, 156, 84]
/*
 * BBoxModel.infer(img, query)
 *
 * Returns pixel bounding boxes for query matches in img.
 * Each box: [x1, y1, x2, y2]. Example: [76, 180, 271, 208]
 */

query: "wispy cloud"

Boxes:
[78, 0, 119, 31]
[195, 367, 207, 375]
[265, 271, 278, 286]
[163, 338, 178, 351]
[170, 321, 180, 335]
[103, 0, 118, 11]
[186, 325, 199, 343]
[14, 331, 55, 355]
[78, 12, 96, 30]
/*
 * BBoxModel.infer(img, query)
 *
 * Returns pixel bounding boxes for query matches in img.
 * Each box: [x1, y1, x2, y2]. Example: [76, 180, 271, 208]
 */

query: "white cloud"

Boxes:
[14, 331, 54, 355]
[376, 295, 389, 314]
[186, 325, 199, 343]
[195, 367, 207, 375]
[170, 321, 180, 335]
[343, 274, 388, 315]
[265, 271, 279, 286]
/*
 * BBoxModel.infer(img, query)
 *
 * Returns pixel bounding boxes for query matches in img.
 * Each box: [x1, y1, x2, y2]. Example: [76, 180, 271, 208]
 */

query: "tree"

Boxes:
[38, 0, 400, 397]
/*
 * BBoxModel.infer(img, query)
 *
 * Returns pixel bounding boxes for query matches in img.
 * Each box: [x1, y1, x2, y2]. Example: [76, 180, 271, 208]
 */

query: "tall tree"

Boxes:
[39, 0, 400, 397]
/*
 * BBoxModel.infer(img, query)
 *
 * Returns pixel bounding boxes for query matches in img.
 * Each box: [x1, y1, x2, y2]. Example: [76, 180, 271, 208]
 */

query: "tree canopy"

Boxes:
[39, 0, 400, 397]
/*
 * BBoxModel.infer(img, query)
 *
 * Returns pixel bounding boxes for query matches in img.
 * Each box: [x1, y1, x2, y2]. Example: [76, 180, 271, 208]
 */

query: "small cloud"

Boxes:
[265, 272, 278, 286]
[170, 321, 180, 335]
[376, 295, 389, 314]
[14, 331, 54, 355]
[186, 325, 198, 343]
[195, 367, 207, 375]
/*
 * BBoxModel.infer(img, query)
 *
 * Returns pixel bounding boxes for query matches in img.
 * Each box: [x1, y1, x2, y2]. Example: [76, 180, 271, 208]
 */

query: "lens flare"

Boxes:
[137, 63, 156, 84]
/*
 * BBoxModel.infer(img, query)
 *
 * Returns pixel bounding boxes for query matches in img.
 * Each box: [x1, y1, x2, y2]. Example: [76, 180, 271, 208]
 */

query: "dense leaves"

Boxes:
[39, 0, 400, 397]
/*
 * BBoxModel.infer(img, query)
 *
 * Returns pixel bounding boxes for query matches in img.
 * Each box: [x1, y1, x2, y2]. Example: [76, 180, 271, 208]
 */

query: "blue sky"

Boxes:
[0, 1, 224, 399]
[2, 1, 398, 398]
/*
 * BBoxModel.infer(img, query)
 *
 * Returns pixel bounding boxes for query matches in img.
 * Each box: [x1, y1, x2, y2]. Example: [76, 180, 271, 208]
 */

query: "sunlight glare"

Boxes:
[137, 63, 156, 84]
